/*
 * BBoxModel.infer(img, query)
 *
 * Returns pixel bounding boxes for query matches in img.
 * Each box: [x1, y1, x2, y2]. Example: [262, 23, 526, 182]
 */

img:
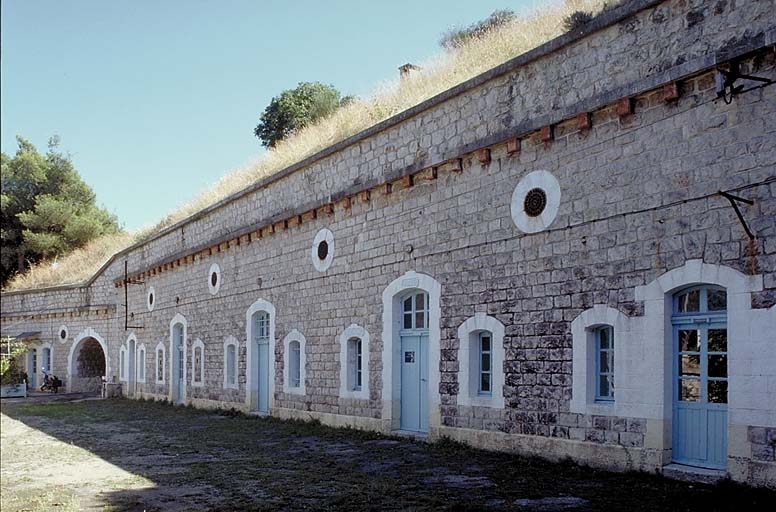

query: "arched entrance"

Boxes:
[68, 329, 108, 393]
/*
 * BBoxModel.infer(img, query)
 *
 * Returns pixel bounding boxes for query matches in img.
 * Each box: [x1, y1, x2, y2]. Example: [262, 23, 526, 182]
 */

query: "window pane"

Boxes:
[480, 373, 491, 393]
[680, 355, 700, 376]
[676, 290, 700, 312]
[481, 352, 491, 372]
[403, 297, 412, 313]
[708, 329, 727, 352]
[480, 336, 491, 352]
[415, 293, 424, 311]
[708, 380, 728, 403]
[416, 311, 426, 329]
[707, 289, 727, 311]
[708, 355, 727, 378]
[679, 379, 700, 401]
[598, 328, 610, 349]
[403, 313, 413, 329]
[600, 351, 611, 373]
[678, 330, 700, 352]
[598, 375, 610, 398]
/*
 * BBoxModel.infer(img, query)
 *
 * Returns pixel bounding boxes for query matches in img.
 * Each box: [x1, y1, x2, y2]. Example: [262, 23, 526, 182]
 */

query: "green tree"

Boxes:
[254, 82, 352, 148]
[0, 136, 120, 286]
[439, 9, 516, 50]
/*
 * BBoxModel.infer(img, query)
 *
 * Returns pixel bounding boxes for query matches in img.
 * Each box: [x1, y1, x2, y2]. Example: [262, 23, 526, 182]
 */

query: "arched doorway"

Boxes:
[69, 337, 107, 393]
[246, 299, 276, 414]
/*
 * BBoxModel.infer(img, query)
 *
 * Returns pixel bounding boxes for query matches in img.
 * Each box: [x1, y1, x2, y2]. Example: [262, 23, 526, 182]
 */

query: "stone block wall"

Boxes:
[1, 0, 774, 487]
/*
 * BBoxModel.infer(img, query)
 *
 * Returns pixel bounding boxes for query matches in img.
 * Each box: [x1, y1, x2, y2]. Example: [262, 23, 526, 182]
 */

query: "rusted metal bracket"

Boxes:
[716, 61, 774, 104]
[719, 191, 755, 240]
[124, 260, 145, 331]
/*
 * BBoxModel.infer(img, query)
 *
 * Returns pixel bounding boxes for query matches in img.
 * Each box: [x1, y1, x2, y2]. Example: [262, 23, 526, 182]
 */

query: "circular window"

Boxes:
[311, 228, 334, 272]
[208, 263, 221, 295]
[317, 240, 329, 260]
[58, 325, 68, 343]
[147, 286, 156, 312]
[510, 170, 561, 233]
[524, 188, 547, 217]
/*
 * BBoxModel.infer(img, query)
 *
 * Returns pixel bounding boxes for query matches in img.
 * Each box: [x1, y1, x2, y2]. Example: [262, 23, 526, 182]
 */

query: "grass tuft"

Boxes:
[4, 0, 609, 292]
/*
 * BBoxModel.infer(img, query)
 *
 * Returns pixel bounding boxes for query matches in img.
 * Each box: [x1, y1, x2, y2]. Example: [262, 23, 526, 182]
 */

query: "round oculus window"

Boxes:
[208, 263, 221, 295]
[317, 240, 329, 260]
[149, 292, 154, 305]
[510, 170, 561, 234]
[311, 228, 334, 272]
[524, 188, 547, 217]
[147, 286, 156, 312]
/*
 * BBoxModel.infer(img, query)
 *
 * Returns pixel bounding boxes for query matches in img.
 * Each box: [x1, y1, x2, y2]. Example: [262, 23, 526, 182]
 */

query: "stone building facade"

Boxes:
[2, 0, 775, 487]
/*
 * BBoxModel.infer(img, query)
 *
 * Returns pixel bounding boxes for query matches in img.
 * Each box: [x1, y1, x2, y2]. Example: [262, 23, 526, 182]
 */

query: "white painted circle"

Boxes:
[208, 263, 222, 295]
[510, 170, 561, 233]
[311, 228, 335, 272]
[147, 286, 156, 312]
[58, 325, 69, 344]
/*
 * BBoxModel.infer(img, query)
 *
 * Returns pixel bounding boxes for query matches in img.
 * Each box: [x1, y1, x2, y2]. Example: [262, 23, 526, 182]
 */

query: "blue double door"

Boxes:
[256, 340, 270, 413]
[400, 332, 429, 433]
[673, 321, 728, 469]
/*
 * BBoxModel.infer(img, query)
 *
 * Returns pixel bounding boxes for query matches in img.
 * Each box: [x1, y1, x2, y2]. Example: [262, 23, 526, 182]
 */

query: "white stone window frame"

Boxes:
[191, 338, 205, 387]
[283, 329, 307, 396]
[208, 263, 221, 295]
[137, 343, 147, 384]
[155, 341, 166, 385]
[311, 228, 334, 272]
[381, 270, 442, 431]
[570, 305, 632, 417]
[223, 336, 239, 390]
[39, 342, 53, 375]
[57, 325, 69, 344]
[339, 324, 370, 400]
[147, 286, 156, 312]
[457, 313, 505, 409]
[510, 170, 561, 233]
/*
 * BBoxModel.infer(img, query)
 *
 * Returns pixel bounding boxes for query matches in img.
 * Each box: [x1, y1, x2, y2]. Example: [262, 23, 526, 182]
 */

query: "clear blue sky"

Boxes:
[2, 0, 539, 231]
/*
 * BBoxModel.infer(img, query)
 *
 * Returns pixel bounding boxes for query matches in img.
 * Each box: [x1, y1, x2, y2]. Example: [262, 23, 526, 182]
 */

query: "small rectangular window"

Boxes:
[139, 350, 145, 380]
[290, 341, 301, 388]
[194, 347, 203, 383]
[595, 326, 614, 401]
[348, 338, 362, 392]
[478, 333, 492, 395]
[157, 350, 164, 382]
[226, 345, 236, 386]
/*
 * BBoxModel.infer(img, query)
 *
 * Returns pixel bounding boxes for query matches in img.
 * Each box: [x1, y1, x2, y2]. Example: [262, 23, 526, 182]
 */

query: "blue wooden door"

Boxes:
[400, 332, 428, 432]
[173, 326, 184, 404]
[257, 341, 269, 413]
[672, 286, 728, 469]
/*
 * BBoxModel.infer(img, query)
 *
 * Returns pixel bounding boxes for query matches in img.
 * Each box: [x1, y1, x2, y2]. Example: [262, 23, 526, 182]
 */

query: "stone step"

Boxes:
[662, 463, 727, 485]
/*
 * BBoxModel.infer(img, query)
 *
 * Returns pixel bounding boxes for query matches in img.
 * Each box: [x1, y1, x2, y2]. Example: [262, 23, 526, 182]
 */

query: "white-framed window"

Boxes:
[456, 313, 505, 408]
[57, 325, 69, 343]
[42, 346, 52, 373]
[119, 345, 127, 381]
[147, 286, 156, 312]
[192, 339, 205, 387]
[402, 291, 429, 330]
[282, 330, 306, 395]
[477, 332, 492, 396]
[339, 324, 370, 400]
[208, 263, 221, 295]
[570, 305, 631, 416]
[595, 326, 614, 401]
[223, 337, 238, 389]
[137, 344, 147, 383]
[155, 342, 166, 384]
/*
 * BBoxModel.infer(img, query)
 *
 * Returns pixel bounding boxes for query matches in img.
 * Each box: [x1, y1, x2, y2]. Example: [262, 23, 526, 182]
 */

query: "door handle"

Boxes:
[421, 378, 427, 382]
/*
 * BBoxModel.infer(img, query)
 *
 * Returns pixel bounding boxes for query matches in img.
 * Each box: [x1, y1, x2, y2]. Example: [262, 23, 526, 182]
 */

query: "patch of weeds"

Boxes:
[432, 435, 469, 455]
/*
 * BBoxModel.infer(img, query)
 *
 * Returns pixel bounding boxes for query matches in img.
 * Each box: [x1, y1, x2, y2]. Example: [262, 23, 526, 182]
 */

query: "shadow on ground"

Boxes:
[1, 396, 774, 511]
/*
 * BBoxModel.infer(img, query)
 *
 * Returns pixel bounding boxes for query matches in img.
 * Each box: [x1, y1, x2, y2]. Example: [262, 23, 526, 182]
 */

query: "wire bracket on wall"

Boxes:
[123, 260, 145, 331]
[715, 60, 774, 104]
[719, 190, 755, 240]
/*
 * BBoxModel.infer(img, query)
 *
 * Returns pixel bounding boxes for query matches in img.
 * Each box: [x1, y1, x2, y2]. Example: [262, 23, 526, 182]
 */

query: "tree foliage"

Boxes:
[439, 9, 517, 50]
[0, 337, 28, 385]
[563, 10, 594, 32]
[254, 82, 352, 148]
[0, 136, 120, 286]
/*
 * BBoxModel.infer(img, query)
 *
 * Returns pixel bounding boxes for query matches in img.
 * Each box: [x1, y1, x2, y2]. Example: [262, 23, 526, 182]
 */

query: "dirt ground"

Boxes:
[1, 396, 774, 511]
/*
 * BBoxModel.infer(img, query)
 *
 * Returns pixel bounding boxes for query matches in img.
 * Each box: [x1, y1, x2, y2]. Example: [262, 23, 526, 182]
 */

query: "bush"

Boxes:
[563, 10, 594, 32]
[440, 9, 516, 50]
[1, 337, 28, 385]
